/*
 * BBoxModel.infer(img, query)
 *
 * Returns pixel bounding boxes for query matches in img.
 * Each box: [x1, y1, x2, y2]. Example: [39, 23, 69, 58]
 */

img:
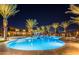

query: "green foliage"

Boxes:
[45, 25, 50, 32]
[61, 21, 70, 29]
[0, 4, 19, 19]
[65, 4, 79, 15]
[52, 23, 59, 29]
[0, 39, 5, 42]
[26, 19, 38, 29]
[71, 17, 79, 24]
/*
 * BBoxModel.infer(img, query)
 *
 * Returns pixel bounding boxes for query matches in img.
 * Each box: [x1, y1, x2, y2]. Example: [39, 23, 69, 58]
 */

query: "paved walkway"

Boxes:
[0, 41, 79, 55]
[62, 42, 79, 55]
[0, 36, 79, 55]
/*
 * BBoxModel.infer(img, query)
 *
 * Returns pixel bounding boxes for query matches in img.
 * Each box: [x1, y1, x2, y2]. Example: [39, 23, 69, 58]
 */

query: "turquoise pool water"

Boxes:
[7, 35, 65, 50]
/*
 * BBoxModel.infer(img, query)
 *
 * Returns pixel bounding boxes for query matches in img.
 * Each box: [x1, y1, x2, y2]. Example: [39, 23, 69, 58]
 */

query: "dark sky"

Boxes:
[0, 4, 78, 30]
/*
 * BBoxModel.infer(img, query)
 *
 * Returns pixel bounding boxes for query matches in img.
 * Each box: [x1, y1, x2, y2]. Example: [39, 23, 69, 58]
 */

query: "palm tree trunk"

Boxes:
[55, 28, 57, 33]
[64, 28, 66, 37]
[64, 28, 66, 33]
[28, 28, 33, 35]
[54, 28, 57, 35]
[3, 18, 7, 40]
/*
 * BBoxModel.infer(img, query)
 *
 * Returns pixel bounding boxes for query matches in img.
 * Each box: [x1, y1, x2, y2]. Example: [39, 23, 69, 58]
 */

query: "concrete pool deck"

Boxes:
[0, 42, 79, 55]
[0, 37, 79, 55]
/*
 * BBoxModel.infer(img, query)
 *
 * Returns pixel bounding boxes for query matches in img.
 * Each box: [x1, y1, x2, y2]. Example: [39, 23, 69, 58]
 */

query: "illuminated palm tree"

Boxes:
[65, 4, 79, 15]
[71, 17, 79, 25]
[66, 4, 79, 37]
[36, 27, 41, 33]
[0, 4, 19, 40]
[52, 23, 59, 33]
[61, 21, 70, 33]
[39, 26, 45, 33]
[26, 19, 38, 35]
[45, 25, 50, 35]
[71, 17, 79, 37]
[66, 4, 79, 25]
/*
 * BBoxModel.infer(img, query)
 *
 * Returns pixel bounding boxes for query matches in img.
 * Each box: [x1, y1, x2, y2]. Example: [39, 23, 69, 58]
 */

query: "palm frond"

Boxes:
[26, 19, 38, 29]
[65, 4, 79, 14]
[0, 4, 19, 18]
[52, 23, 59, 29]
[61, 21, 70, 28]
[71, 17, 79, 24]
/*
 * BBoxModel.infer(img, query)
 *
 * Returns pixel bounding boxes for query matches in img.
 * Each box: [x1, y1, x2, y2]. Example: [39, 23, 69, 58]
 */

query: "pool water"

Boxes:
[7, 35, 65, 50]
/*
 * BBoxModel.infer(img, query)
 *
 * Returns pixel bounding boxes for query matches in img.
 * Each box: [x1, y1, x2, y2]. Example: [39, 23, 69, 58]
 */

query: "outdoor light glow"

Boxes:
[0, 4, 79, 55]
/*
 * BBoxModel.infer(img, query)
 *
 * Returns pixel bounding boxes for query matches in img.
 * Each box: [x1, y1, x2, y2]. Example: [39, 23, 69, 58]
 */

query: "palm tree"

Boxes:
[71, 17, 79, 25]
[40, 26, 46, 33]
[65, 4, 79, 25]
[60, 21, 70, 33]
[65, 4, 79, 15]
[36, 27, 41, 33]
[0, 4, 19, 40]
[26, 19, 38, 35]
[52, 23, 59, 33]
[60, 21, 70, 37]
[65, 4, 79, 37]
[71, 17, 79, 37]
[45, 25, 50, 35]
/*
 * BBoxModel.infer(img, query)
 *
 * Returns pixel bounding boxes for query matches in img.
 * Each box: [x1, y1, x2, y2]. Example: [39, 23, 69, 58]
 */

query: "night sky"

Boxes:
[0, 4, 78, 30]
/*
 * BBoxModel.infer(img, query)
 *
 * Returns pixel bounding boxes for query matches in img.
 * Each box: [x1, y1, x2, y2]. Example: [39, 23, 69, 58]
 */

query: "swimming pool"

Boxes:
[6, 35, 65, 50]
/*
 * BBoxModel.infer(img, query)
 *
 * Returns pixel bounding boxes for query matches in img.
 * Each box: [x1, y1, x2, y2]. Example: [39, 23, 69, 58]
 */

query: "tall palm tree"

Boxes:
[65, 4, 79, 15]
[66, 4, 79, 37]
[0, 4, 19, 40]
[60, 21, 70, 33]
[26, 19, 38, 35]
[71, 17, 79, 37]
[52, 23, 59, 33]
